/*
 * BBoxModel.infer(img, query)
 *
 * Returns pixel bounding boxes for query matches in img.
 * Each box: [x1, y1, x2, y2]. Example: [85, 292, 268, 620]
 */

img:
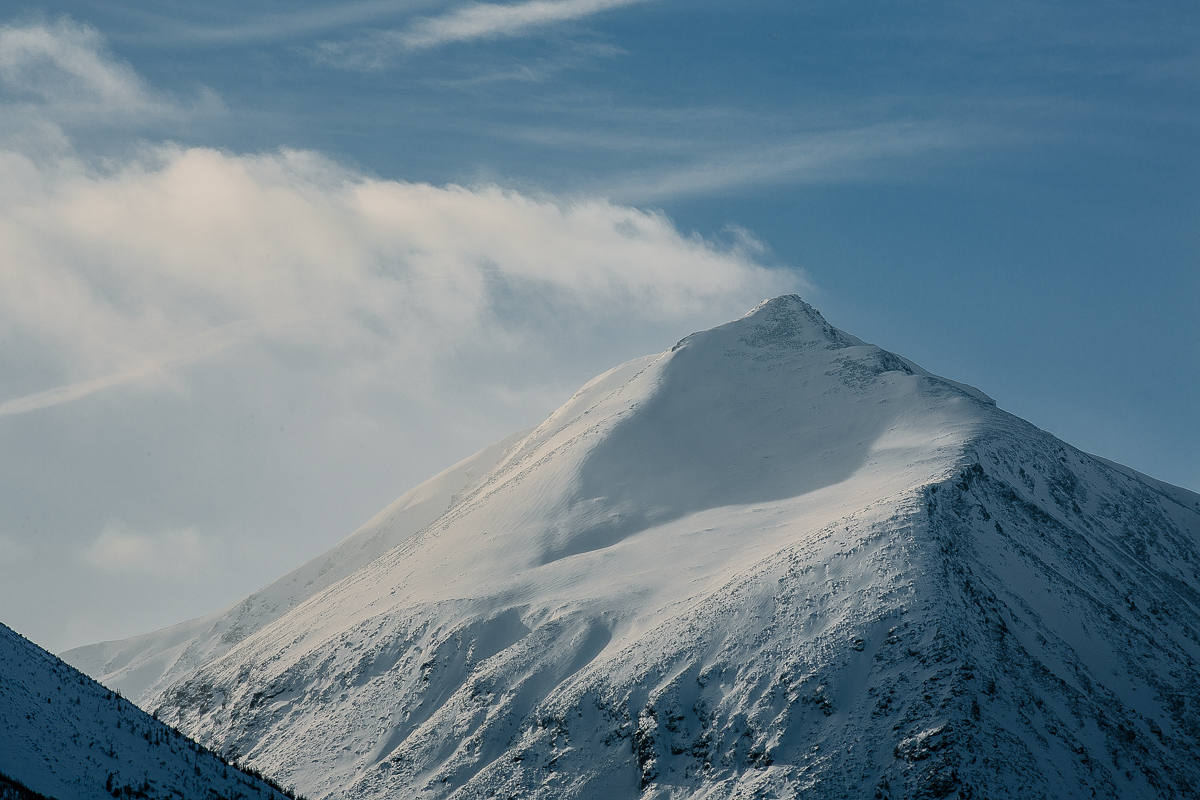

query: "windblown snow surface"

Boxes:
[66, 297, 1200, 799]
[0, 622, 293, 800]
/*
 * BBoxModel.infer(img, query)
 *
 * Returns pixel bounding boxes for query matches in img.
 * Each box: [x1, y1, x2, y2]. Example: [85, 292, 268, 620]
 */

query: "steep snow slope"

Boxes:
[74, 297, 1200, 799]
[64, 430, 529, 701]
[0, 622, 292, 800]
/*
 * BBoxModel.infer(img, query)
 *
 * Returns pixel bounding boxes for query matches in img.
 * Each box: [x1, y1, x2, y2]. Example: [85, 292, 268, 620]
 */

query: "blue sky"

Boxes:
[0, 0, 1196, 651]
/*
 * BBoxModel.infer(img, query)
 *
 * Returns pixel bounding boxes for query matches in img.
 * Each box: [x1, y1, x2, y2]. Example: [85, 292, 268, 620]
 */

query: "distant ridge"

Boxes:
[67, 297, 1200, 799]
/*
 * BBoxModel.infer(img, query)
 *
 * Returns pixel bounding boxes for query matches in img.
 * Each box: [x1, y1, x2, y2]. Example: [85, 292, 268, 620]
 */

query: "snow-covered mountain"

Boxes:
[0, 621, 296, 800]
[65, 296, 1200, 799]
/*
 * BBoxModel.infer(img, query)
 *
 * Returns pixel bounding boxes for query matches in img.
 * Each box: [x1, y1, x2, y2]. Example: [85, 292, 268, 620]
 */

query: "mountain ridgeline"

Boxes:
[64, 297, 1200, 799]
[0, 622, 300, 800]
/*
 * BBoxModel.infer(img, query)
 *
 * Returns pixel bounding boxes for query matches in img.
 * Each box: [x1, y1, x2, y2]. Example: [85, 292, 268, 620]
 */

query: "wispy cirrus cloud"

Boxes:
[317, 0, 647, 69]
[0, 17, 219, 153]
[111, 0, 440, 46]
[598, 121, 981, 203]
[400, 0, 646, 50]
[0, 18, 217, 120]
[0, 18, 157, 115]
[0, 318, 275, 418]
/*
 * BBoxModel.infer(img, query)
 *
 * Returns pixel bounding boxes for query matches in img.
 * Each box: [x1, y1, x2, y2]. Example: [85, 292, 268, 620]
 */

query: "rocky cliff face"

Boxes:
[69, 297, 1200, 799]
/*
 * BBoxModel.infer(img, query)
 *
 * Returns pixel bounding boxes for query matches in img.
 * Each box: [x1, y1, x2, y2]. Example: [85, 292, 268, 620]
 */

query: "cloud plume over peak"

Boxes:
[0, 143, 795, 418]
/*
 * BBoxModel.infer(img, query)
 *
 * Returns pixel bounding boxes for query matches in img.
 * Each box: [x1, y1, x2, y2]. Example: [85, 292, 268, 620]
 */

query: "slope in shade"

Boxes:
[0, 622, 294, 800]
[70, 297, 1200, 799]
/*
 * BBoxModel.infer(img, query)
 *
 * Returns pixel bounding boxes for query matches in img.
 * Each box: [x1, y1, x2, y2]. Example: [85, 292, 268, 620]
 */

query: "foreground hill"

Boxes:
[0, 622, 295, 800]
[68, 297, 1200, 799]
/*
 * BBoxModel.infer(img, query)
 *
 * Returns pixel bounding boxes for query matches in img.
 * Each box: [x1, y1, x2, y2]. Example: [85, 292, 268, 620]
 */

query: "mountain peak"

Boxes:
[744, 292, 821, 319]
[64, 298, 1198, 800]
[743, 292, 826, 325]
[739, 293, 862, 348]
[675, 293, 859, 354]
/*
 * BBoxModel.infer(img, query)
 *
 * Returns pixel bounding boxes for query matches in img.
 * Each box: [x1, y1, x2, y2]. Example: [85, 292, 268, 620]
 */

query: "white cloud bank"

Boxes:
[0, 144, 794, 417]
[0, 18, 792, 421]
